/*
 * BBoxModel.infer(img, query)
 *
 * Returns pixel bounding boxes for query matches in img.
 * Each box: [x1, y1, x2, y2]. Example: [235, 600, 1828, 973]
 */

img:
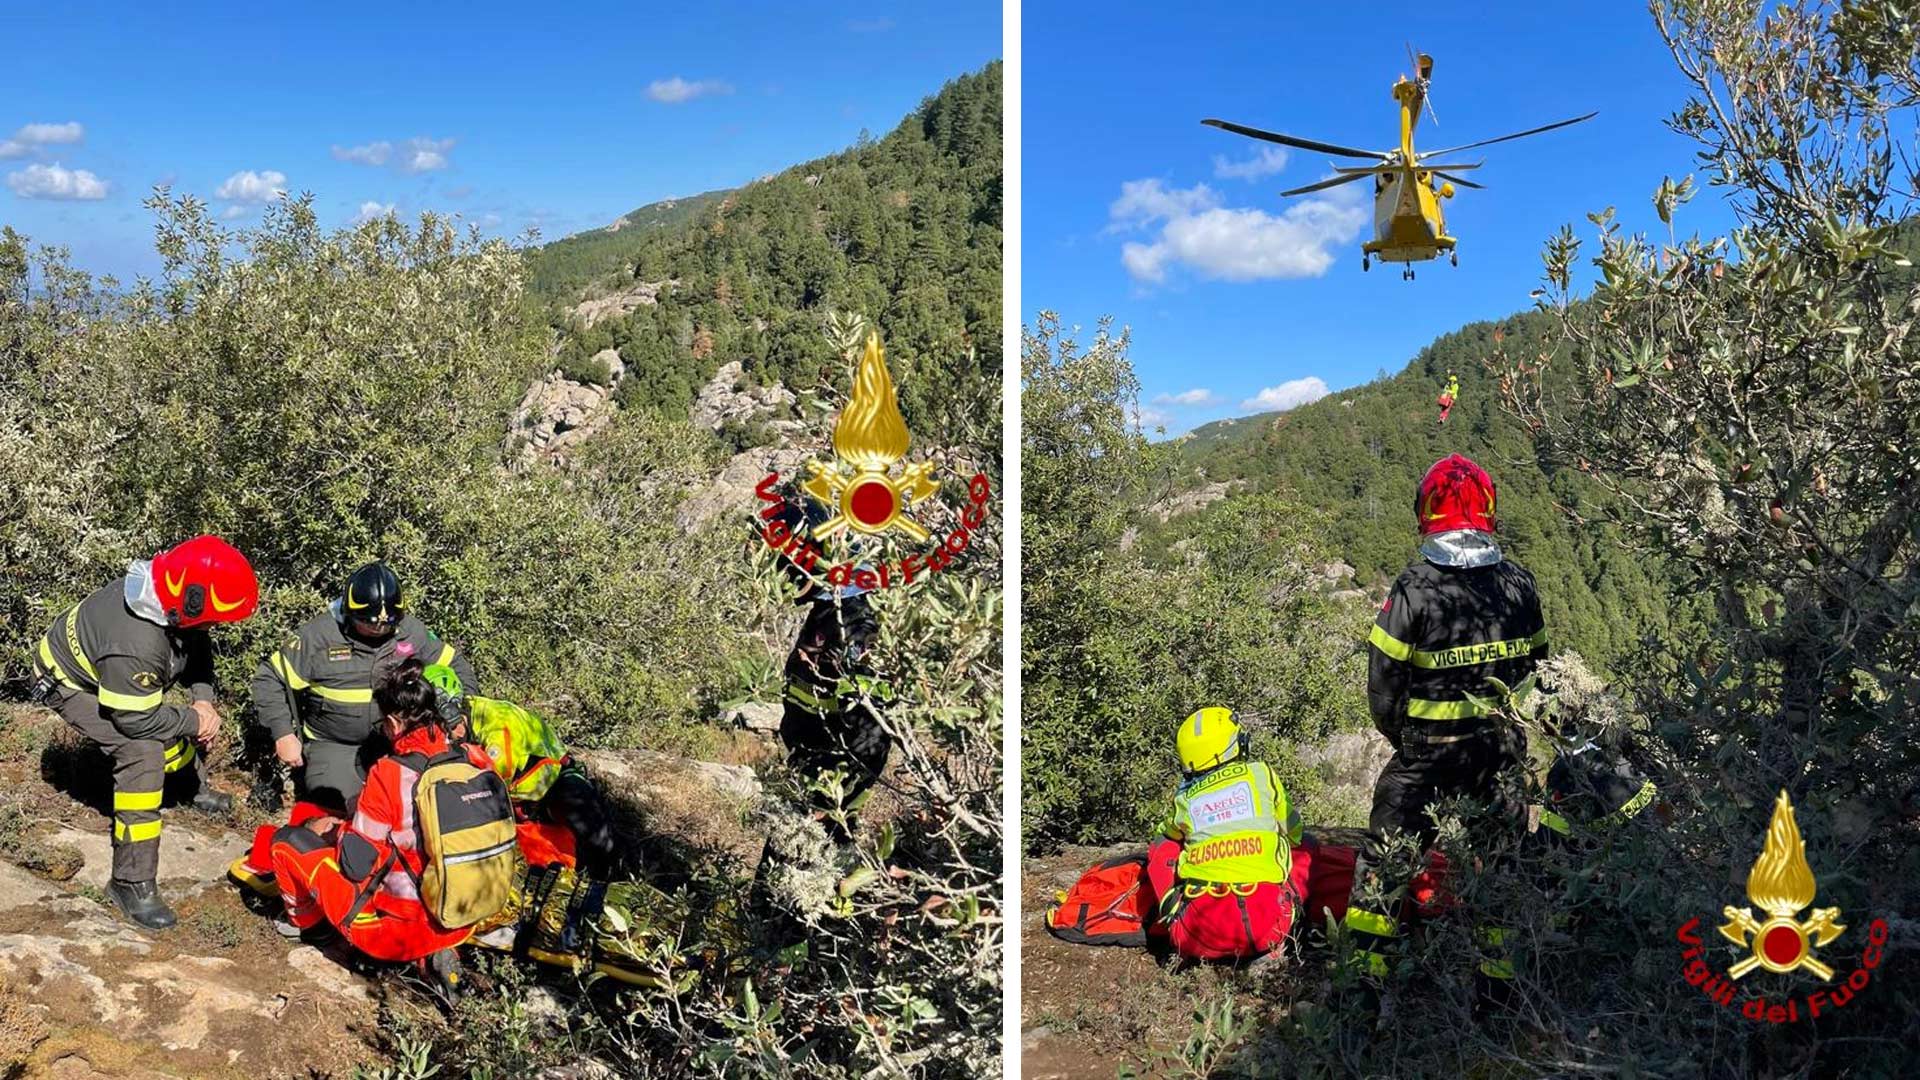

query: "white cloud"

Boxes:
[7, 162, 109, 200]
[1134, 404, 1171, 430]
[215, 169, 287, 204]
[331, 141, 392, 166]
[647, 77, 734, 104]
[353, 201, 396, 224]
[221, 205, 250, 220]
[399, 136, 454, 174]
[1111, 177, 1366, 284]
[1, 121, 85, 159]
[1241, 376, 1331, 412]
[17, 121, 83, 145]
[1213, 146, 1289, 181]
[1109, 178, 1221, 228]
[1153, 388, 1217, 406]
[331, 137, 452, 173]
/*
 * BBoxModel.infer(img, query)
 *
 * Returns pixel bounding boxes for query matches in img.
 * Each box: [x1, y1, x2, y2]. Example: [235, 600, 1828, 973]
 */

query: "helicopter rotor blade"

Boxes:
[1433, 171, 1484, 190]
[1406, 43, 1438, 126]
[1408, 160, 1483, 171]
[1419, 112, 1598, 158]
[1278, 172, 1375, 197]
[1202, 118, 1387, 160]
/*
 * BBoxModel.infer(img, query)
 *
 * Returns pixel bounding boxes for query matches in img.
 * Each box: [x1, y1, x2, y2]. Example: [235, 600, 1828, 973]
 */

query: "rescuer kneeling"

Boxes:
[1145, 707, 1309, 961]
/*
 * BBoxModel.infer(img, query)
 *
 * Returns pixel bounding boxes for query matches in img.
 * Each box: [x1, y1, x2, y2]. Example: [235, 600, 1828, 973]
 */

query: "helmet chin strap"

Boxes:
[1188, 734, 1245, 776]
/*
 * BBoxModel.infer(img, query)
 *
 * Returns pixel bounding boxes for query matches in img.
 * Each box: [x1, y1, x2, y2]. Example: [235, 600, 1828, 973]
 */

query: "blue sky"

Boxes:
[0, 3, 1000, 282]
[1024, 1, 1739, 435]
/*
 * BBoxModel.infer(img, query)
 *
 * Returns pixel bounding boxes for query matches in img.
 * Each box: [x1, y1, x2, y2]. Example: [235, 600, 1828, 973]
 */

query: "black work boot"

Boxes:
[416, 949, 463, 1010]
[108, 879, 177, 930]
[190, 787, 234, 814]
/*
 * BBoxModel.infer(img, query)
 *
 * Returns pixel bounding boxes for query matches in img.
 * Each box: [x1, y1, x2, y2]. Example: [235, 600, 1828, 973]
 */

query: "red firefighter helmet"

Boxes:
[150, 535, 259, 628]
[1415, 455, 1497, 535]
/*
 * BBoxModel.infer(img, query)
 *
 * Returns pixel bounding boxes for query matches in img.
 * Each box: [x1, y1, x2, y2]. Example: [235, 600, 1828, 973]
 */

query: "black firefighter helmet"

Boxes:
[342, 561, 404, 629]
[763, 486, 834, 603]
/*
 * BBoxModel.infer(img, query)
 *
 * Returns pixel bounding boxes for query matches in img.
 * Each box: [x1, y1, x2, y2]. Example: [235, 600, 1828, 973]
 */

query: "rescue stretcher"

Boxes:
[228, 804, 723, 990]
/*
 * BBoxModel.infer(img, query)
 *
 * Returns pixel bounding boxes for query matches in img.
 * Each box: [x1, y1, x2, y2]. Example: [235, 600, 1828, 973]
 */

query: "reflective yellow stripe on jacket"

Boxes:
[36, 638, 82, 690]
[270, 651, 310, 691]
[1411, 630, 1548, 670]
[1406, 697, 1495, 721]
[98, 687, 163, 712]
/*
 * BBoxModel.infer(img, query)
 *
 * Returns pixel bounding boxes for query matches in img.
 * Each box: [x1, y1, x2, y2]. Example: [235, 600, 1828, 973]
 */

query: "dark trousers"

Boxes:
[1368, 724, 1526, 848]
[780, 700, 891, 811]
[297, 736, 382, 816]
[537, 765, 618, 878]
[56, 689, 199, 882]
[1348, 724, 1527, 971]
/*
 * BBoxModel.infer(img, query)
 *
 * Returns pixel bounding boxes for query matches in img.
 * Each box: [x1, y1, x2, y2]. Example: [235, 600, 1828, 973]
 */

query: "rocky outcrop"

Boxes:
[690, 360, 798, 432]
[674, 445, 813, 531]
[724, 702, 783, 734]
[1317, 561, 1356, 584]
[0, 831, 377, 1079]
[568, 280, 677, 328]
[574, 749, 765, 866]
[510, 348, 627, 468]
[1298, 730, 1396, 811]
[1147, 480, 1233, 523]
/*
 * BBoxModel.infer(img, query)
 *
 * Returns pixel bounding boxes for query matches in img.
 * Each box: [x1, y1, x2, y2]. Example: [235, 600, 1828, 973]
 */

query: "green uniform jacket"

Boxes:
[466, 696, 569, 801]
[34, 577, 214, 742]
[251, 606, 475, 745]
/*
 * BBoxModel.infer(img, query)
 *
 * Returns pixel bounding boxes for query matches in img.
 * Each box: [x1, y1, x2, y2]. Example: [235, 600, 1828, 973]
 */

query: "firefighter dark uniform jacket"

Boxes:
[1158, 759, 1303, 886]
[782, 593, 891, 716]
[252, 603, 476, 748]
[32, 567, 213, 880]
[1366, 532, 1547, 744]
[35, 574, 215, 743]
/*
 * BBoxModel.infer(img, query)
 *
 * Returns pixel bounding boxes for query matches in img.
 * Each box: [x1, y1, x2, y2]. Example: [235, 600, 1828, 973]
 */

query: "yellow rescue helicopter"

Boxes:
[1203, 49, 1594, 280]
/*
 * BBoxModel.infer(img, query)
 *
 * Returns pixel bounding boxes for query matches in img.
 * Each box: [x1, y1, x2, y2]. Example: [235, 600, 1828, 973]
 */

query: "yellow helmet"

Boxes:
[1176, 707, 1242, 774]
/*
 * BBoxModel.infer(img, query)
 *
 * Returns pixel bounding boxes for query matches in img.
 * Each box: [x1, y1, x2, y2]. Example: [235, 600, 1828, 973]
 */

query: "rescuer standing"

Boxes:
[1346, 454, 1546, 975]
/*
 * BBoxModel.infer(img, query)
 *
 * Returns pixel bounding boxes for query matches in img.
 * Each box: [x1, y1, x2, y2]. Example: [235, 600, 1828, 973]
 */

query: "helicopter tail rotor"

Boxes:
[1406, 43, 1438, 127]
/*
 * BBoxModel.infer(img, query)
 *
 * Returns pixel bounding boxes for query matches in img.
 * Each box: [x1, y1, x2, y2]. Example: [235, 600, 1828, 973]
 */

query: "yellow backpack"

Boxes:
[404, 748, 522, 928]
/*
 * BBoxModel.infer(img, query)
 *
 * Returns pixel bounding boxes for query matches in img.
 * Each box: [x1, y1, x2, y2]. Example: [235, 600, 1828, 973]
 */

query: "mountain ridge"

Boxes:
[1139, 304, 1687, 673]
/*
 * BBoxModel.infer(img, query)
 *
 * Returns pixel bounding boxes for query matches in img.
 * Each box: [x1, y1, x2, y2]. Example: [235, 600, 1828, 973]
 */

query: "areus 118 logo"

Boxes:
[1675, 790, 1890, 1024]
[756, 331, 992, 592]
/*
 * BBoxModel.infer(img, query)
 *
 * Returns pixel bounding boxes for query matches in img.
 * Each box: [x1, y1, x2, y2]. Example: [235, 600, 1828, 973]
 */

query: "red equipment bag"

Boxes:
[1044, 853, 1155, 947]
[1296, 836, 1356, 929]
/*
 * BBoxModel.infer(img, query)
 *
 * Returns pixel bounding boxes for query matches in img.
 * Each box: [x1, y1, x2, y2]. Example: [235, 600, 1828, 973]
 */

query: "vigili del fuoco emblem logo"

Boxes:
[1675, 790, 1889, 1024]
[800, 332, 941, 541]
[755, 329, 993, 593]
[1718, 790, 1845, 979]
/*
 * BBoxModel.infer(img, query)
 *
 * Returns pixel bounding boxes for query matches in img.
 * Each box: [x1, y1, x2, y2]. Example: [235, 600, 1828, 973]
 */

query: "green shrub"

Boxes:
[1021, 314, 1371, 851]
[0, 195, 756, 755]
